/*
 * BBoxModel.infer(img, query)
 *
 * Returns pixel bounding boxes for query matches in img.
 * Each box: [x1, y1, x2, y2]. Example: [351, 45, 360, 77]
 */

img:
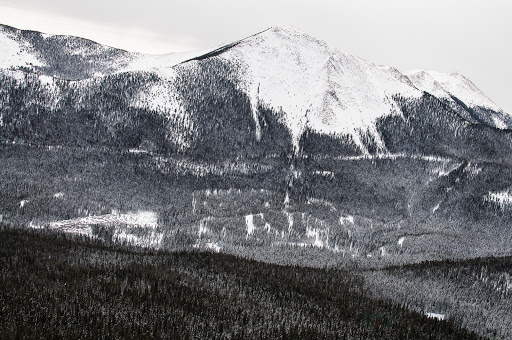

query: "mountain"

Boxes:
[2, 23, 512, 267]
[1, 24, 510, 158]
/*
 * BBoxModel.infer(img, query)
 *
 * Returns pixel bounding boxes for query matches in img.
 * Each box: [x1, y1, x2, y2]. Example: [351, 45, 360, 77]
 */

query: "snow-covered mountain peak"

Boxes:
[265, 25, 308, 35]
[220, 26, 422, 152]
[256, 25, 319, 39]
[406, 69, 503, 113]
[240, 25, 333, 57]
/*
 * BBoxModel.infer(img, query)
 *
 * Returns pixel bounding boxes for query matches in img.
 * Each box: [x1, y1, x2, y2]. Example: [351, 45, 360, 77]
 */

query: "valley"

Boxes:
[2, 143, 512, 269]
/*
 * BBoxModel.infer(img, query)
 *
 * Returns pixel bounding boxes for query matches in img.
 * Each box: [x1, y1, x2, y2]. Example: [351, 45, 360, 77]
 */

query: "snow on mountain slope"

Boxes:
[405, 70, 451, 101]
[426, 71, 501, 111]
[406, 70, 502, 110]
[406, 70, 510, 129]
[2, 23, 510, 151]
[219, 26, 423, 152]
[0, 23, 220, 80]
[119, 48, 217, 79]
[0, 24, 135, 78]
[406, 70, 502, 111]
[0, 26, 44, 69]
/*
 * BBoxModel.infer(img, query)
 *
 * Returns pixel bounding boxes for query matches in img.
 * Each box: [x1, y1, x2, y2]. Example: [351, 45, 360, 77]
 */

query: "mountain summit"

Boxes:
[218, 25, 423, 150]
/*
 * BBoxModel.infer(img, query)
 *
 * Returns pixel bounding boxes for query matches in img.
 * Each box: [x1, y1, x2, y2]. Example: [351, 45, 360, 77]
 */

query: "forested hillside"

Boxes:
[0, 226, 482, 339]
[362, 257, 512, 339]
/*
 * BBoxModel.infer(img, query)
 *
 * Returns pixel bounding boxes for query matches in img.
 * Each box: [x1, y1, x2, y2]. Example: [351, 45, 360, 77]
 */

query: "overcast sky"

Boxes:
[0, 0, 510, 113]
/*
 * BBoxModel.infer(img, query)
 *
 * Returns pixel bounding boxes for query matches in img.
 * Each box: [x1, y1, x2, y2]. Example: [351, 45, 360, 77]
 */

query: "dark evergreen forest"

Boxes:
[363, 256, 512, 340]
[0, 226, 482, 339]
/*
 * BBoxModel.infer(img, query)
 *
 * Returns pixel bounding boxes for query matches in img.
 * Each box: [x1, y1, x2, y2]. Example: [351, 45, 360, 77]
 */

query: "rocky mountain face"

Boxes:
[1, 23, 512, 265]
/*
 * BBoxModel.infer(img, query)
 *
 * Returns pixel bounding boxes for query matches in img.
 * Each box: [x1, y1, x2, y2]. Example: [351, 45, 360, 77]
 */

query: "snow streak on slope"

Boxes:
[220, 26, 423, 152]
[48, 211, 158, 230]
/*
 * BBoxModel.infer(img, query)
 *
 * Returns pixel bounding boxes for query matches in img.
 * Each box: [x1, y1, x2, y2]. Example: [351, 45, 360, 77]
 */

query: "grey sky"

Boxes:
[0, 0, 510, 113]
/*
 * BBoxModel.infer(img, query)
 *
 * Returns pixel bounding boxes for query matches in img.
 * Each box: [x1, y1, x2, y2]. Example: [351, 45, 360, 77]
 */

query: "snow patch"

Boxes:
[329, 153, 451, 163]
[205, 242, 221, 252]
[198, 218, 211, 236]
[484, 191, 512, 210]
[464, 163, 482, 176]
[114, 230, 164, 248]
[284, 191, 290, 206]
[120, 211, 158, 228]
[398, 237, 405, 247]
[245, 214, 255, 236]
[307, 197, 337, 211]
[491, 115, 507, 129]
[313, 170, 335, 178]
[425, 312, 445, 321]
[28, 211, 160, 245]
[131, 81, 178, 112]
[128, 148, 151, 154]
[49, 210, 158, 230]
[284, 210, 294, 233]
[339, 215, 354, 225]
[432, 202, 441, 214]
[306, 226, 325, 248]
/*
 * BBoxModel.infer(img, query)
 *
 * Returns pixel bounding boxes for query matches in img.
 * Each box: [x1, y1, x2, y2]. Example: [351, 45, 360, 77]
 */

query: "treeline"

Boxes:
[0, 226, 482, 339]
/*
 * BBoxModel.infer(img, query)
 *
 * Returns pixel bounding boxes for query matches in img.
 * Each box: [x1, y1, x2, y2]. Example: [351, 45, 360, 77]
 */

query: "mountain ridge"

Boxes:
[1, 22, 511, 160]
[1, 23, 506, 113]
